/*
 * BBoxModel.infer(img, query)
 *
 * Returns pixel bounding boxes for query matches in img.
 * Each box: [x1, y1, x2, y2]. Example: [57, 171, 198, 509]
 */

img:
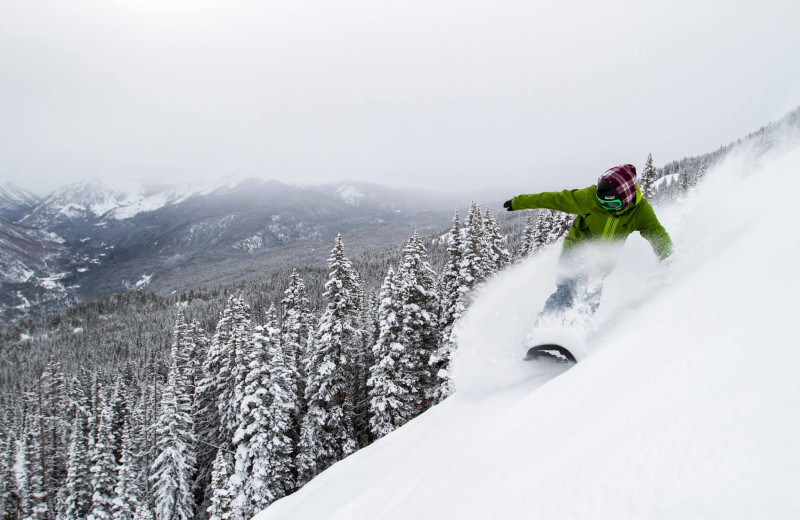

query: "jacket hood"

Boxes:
[598, 164, 637, 210]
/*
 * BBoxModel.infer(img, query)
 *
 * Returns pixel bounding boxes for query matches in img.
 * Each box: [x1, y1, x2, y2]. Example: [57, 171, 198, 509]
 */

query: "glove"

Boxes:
[503, 199, 514, 211]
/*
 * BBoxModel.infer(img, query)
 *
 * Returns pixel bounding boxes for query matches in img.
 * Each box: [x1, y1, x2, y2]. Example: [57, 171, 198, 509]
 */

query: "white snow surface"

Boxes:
[255, 143, 800, 520]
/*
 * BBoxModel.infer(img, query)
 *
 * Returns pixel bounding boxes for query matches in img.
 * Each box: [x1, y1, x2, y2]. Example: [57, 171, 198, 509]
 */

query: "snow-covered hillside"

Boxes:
[0, 182, 39, 221]
[255, 142, 800, 519]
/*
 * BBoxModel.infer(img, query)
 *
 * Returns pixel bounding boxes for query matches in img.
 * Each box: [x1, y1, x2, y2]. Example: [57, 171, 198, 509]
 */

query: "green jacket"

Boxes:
[511, 185, 673, 260]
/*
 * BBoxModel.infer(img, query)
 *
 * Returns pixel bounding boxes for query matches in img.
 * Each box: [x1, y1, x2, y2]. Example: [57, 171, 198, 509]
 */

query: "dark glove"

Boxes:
[503, 199, 514, 211]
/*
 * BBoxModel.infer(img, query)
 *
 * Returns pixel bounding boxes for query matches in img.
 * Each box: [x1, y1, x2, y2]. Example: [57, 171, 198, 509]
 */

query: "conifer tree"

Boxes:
[89, 392, 117, 520]
[261, 305, 297, 503]
[41, 358, 68, 517]
[170, 310, 193, 395]
[368, 268, 409, 437]
[150, 331, 196, 520]
[207, 450, 233, 520]
[517, 213, 536, 260]
[431, 210, 466, 403]
[199, 296, 253, 452]
[545, 211, 572, 244]
[0, 430, 20, 519]
[229, 302, 297, 517]
[483, 209, 512, 272]
[18, 416, 48, 520]
[351, 288, 376, 448]
[693, 161, 707, 189]
[230, 307, 275, 518]
[111, 420, 140, 520]
[63, 411, 93, 520]
[533, 211, 549, 252]
[187, 320, 215, 509]
[462, 202, 489, 289]
[131, 504, 154, 520]
[280, 271, 315, 481]
[16, 426, 34, 520]
[281, 269, 313, 393]
[297, 235, 361, 485]
[641, 153, 657, 200]
[107, 379, 129, 468]
[679, 169, 690, 194]
[128, 382, 156, 516]
[397, 230, 440, 408]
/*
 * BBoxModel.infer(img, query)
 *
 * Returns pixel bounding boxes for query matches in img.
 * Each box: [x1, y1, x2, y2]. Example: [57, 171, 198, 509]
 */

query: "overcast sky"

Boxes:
[1, 0, 799, 197]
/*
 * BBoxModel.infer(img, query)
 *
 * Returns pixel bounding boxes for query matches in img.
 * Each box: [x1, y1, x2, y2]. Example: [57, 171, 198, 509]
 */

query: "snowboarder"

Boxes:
[504, 164, 673, 319]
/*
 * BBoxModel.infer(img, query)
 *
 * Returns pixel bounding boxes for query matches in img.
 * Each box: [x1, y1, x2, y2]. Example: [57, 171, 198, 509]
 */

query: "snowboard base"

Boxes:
[524, 344, 577, 364]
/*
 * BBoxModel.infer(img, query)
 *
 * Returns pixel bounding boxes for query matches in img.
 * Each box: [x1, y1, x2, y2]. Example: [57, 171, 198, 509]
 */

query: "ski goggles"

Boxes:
[595, 193, 623, 211]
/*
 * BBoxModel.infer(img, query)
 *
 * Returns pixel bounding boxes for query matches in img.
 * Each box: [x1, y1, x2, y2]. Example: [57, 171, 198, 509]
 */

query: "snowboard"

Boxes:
[524, 344, 577, 364]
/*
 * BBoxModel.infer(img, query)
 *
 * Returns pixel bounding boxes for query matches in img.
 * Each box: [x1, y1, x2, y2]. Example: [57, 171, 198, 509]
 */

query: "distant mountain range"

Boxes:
[0, 176, 497, 319]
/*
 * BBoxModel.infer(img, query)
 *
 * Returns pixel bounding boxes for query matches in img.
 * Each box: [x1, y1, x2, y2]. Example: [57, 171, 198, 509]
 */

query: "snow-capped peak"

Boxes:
[19, 177, 147, 226]
[0, 182, 41, 222]
[336, 184, 365, 206]
[0, 182, 39, 207]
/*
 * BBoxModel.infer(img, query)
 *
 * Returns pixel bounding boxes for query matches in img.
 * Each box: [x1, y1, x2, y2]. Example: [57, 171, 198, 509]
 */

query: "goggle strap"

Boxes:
[595, 193, 622, 209]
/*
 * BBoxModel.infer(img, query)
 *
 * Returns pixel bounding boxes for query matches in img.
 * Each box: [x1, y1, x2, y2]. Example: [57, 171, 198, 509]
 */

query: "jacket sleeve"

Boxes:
[636, 200, 673, 260]
[511, 187, 593, 215]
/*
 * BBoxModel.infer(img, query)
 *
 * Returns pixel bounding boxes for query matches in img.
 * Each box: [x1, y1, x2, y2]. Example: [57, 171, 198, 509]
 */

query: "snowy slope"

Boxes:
[255, 142, 800, 519]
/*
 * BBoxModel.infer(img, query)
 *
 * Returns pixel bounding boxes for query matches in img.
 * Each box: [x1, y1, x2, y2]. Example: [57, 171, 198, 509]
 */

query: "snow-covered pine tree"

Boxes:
[483, 209, 512, 272]
[199, 296, 253, 453]
[640, 153, 657, 200]
[131, 503, 154, 520]
[532, 210, 549, 253]
[41, 358, 68, 516]
[430, 210, 466, 403]
[679, 169, 690, 194]
[230, 303, 294, 518]
[63, 410, 93, 520]
[558, 211, 574, 239]
[544, 210, 572, 244]
[368, 268, 409, 437]
[207, 450, 233, 520]
[280, 270, 313, 435]
[261, 304, 297, 503]
[352, 288, 377, 448]
[517, 213, 536, 260]
[462, 202, 489, 289]
[186, 319, 215, 510]
[128, 381, 157, 518]
[16, 424, 34, 520]
[188, 320, 209, 401]
[107, 379, 129, 468]
[0, 429, 20, 519]
[693, 161, 707, 189]
[89, 390, 117, 520]
[229, 321, 270, 520]
[170, 310, 192, 396]
[111, 419, 140, 520]
[150, 330, 196, 520]
[297, 235, 362, 485]
[167, 311, 209, 511]
[28, 392, 49, 520]
[397, 230, 440, 410]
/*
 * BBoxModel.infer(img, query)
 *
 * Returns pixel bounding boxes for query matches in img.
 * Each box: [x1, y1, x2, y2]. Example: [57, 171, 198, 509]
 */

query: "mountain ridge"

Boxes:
[0, 177, 477, 319]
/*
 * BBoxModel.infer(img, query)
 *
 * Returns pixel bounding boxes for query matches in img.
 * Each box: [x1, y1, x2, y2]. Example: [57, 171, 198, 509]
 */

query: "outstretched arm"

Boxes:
[507, 187, 594, 215]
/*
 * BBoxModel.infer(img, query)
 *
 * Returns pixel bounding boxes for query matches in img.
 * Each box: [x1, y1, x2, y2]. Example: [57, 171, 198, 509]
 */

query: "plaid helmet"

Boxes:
[596, 164, 637, 211]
